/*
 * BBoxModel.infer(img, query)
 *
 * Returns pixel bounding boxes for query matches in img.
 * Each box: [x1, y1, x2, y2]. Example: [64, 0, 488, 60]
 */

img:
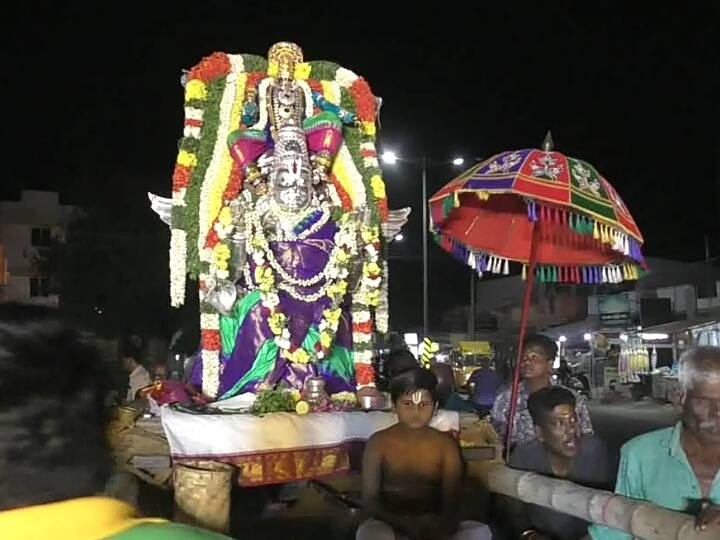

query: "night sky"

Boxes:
[4, 3, 719, 331]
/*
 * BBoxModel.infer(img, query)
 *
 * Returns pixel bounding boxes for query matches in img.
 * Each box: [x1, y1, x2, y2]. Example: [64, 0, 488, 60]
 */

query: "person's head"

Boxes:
[384, 349, 419, 380]
[0, 304, 111, 510]
[391, 367, 438, 429]
[679, 347, 720, 444]
[480, 357, 493, 370]
[122, 351, 141, 373]
[528, 387, 579, 458]
[151, 363, 168, 381]
[521, 334, 558, 381]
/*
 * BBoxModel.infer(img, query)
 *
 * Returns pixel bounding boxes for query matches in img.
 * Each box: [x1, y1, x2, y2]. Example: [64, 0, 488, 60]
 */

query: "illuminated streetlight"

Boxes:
[381, 151, 475, 336]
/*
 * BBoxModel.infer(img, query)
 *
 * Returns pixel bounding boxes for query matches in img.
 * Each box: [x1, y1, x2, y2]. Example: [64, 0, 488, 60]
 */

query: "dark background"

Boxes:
[4, 2, 718, 335]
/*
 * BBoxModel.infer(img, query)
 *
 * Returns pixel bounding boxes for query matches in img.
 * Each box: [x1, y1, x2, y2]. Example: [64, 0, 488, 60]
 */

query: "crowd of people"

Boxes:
[1, 304, 719, 539]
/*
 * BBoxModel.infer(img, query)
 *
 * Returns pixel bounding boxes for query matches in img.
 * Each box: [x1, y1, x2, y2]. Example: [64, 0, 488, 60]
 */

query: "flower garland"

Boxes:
[350, 223, 383, 389]
[198, 60, 246, 263]
[168, 49, 393, 397]
[193, 58, 249, 398]
[169, 54, 231, 307]
[244, 207, 358, 364]
[376, 260, 390, 333]
[312, 63, 387, 389]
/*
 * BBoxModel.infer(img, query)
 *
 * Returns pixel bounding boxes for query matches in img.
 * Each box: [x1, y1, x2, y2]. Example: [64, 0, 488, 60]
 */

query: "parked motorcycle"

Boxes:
[555, 359, 591, 397]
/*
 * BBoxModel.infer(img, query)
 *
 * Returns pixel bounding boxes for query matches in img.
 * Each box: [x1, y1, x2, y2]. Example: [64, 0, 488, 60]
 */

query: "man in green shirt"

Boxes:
[590, 346, 720, 539]
[0, 304, 233, 540]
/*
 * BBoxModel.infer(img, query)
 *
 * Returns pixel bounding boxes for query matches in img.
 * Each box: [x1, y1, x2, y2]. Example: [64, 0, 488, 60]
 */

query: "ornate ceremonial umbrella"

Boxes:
[429, 133, 646, 450]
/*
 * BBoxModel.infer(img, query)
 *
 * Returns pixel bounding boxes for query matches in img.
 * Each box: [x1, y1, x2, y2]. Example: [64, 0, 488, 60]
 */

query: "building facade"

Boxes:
[0, 191, 75, 306]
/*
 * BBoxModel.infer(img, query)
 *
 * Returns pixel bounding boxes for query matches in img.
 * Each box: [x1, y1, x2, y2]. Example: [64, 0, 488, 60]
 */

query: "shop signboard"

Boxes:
[598, 294, 632, 326]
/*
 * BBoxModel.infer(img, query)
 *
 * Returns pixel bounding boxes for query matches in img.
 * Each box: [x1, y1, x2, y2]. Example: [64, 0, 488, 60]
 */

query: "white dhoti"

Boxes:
[356, 519, 492, 540]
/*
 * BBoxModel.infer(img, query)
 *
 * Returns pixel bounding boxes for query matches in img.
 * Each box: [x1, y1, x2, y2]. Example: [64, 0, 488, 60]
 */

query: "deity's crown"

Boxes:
[268, 42, 304, 79]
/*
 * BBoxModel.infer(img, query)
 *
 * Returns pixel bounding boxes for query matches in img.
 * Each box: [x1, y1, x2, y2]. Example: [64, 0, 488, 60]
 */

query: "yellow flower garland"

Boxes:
[370, 175, 386, 200]
[294, 62, 312, 80]
[185, 79, 207, 101]
[177, 150, 198, 168]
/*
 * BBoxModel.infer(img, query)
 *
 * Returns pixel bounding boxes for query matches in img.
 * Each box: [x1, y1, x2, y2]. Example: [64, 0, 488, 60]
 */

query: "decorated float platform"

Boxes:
[109, 404, 498, 486]
[126, 42, 501, 532]
[109, 402, 499, 532]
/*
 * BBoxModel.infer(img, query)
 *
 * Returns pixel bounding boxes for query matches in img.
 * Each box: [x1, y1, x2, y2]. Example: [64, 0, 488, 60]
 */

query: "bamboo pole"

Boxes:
[468, 462, 716, 540]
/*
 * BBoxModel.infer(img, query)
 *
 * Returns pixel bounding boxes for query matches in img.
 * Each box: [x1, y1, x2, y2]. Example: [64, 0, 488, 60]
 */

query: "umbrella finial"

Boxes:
[541, 130, 554, 151]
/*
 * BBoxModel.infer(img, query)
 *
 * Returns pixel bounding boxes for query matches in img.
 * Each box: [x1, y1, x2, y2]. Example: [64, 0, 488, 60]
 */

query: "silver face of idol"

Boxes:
[272, 156, 311, 211]
[271, 128, 313, 212]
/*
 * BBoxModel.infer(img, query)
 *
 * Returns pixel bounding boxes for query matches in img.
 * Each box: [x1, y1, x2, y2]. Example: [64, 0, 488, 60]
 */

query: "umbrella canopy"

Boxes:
[430, 138, 645, 285]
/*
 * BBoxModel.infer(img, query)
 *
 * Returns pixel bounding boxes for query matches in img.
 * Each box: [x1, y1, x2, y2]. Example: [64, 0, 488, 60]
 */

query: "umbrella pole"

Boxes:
[503, 222, 541, 458]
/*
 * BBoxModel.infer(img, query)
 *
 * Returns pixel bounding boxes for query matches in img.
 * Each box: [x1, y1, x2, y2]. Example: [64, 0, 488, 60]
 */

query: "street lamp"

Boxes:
[380, 151, 467, 337]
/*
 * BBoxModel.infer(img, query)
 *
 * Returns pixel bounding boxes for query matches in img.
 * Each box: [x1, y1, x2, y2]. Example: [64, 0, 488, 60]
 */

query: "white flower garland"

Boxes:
[376, 260, 390, 333]
[250, 206, 332, 287]
[172, 188, 187, 207]
[169, 100, 204, 308]
[183, 125, 201, 138]
[243, 207, 358, 362]
[169, 230, 187, 307]
[320, 80, 341, 106]
[335, 67, 359, 88]
[352, 310, 371, 324]
[228, 54, 244, 77]
[354, 350, 373, 364]
[198, 72, 239, 260]
[353, 332, 372, 344]
[333, 144, 366, 210]
[201, 347, 220, 398]
[184, 106, 204, 120]
[363, 157, 379, 168]
[201, 312, 220, 330]
[297, 80, 314, 119]
[251, 78, 272, 131]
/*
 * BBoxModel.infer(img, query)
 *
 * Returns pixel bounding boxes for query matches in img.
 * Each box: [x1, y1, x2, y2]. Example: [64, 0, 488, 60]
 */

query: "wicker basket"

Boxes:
[115, 405, 142, 426]
[109, 426, 172, 488]
[173, 460, 234, 533]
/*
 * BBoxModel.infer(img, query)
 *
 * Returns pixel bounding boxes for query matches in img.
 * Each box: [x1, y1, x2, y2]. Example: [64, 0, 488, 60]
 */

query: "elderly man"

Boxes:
[590, 346, 720, 538]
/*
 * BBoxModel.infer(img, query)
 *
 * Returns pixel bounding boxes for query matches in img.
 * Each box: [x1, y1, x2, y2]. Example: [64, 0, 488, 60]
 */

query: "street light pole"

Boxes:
[422, 156, 429, 338]
[469, 267, 475, 339]
[381, 151, 468, 340]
